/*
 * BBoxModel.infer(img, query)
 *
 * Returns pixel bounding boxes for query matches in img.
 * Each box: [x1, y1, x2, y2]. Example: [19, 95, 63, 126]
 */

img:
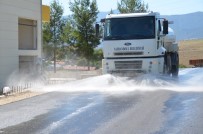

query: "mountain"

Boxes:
[97, 11, 203, 41]
[162, 12, 203, 41]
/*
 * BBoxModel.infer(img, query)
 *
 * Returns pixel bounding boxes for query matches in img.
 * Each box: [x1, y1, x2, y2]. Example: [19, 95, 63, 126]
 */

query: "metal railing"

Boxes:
[1, 83, 32, 96]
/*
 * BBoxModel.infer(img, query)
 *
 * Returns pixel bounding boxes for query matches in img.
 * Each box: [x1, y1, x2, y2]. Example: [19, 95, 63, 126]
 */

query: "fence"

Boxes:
[1, 83, 32, 96]
[0, 72, 99, 96]
[0, 78, 75, 96]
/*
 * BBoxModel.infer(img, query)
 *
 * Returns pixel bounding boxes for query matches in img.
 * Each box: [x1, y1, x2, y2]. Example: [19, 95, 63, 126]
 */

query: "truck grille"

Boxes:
[115, 61, 142, 70]
[114, 52, 143, 56]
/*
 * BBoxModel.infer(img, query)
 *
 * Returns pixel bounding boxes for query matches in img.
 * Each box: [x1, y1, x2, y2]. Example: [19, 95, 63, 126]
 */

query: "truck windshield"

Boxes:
[104, 16, 155, 40]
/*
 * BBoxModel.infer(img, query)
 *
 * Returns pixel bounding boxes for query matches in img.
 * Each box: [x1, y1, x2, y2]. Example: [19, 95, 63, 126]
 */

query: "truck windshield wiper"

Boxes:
[105, 34, 154, 40]
[127, 34, 154, 39]
[111, 35, 126, 40]
[105, 35, 126, 40]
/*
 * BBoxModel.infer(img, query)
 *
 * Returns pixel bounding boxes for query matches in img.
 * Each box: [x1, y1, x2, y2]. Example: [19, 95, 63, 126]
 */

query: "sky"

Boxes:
[42, 0, 203, 16]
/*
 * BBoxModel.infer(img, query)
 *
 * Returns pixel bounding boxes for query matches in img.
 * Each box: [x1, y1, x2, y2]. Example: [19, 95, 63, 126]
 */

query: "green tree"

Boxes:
[61, 15, 76, 46]
[43, 0, 64, 73]
[69, 0, 100, 70]
[117, 0, 148, 13]
[59, 15, 77, 61]
[110, 8, 114, 14]
[92, 49, 103, 69]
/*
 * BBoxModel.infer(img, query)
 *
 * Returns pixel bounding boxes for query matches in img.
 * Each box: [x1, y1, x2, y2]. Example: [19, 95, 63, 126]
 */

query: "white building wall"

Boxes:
[0, 0, 42, 88]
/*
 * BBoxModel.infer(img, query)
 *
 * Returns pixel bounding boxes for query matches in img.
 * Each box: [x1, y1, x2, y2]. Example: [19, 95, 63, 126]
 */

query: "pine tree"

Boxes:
[43, 0, 64, 73]
[59, 16, 77, 61]
[69, 0, 100, 70]
[117, 0, 148, 13]
[110, 8, 114, 14]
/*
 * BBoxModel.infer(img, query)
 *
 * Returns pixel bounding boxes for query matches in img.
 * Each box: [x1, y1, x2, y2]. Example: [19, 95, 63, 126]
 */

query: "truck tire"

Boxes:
[171, 53, 179, 77]
[164, 53, 172, 75]
[171, 65, 178, 77]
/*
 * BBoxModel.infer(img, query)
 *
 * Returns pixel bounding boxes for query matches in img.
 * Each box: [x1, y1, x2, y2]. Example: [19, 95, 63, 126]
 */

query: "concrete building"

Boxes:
[0, 0, 42, 88]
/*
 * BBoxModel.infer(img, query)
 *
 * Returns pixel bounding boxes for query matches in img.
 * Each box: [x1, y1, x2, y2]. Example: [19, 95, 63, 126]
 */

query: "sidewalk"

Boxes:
[0, 91, 43, 106]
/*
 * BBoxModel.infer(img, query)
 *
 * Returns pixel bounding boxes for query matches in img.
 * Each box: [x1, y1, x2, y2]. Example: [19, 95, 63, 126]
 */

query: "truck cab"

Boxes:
[97, 12, 179, 77]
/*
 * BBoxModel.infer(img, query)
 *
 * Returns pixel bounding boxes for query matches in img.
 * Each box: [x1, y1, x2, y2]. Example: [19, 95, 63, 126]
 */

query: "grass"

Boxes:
[178, 39, 203, 67]
[179, 39, 203, 51]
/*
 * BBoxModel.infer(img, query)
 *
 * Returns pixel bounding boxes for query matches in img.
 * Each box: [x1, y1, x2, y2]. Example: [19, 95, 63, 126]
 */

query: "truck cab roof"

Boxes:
[105, 12, 160, 19]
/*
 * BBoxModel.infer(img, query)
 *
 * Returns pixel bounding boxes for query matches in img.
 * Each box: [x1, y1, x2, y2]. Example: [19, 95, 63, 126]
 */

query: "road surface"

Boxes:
[0, 68, 203, 134]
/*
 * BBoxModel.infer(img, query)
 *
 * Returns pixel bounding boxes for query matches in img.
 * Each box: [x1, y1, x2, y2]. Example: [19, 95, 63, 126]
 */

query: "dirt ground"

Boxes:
[179, 39, 203, 67]
[45, 69, 102, 79]
[0, 91, 43, 106]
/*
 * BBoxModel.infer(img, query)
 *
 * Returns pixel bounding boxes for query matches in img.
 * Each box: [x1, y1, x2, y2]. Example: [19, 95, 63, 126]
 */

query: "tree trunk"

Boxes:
[54, 44, 56, 73]
[87, 59, 90, 71]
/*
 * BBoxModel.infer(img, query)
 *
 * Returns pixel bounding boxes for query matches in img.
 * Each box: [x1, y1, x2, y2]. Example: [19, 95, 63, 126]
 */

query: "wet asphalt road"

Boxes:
[0, 68, 203, 134]
[0, 91, 139, 134]
[0, 90, 203, 134]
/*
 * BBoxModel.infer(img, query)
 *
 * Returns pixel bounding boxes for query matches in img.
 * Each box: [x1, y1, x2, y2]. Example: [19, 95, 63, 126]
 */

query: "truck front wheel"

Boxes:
[171, 53, 179, 77]
[164, 53, 172, 75]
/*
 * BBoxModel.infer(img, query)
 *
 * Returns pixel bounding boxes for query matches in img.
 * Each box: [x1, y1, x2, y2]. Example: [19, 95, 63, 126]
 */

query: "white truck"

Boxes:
[96, 12, 179, 77]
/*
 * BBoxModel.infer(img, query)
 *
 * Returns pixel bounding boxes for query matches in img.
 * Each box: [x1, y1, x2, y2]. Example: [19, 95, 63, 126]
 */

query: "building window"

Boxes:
[18, 18, 37, 50]
[19, 56, 37, 73]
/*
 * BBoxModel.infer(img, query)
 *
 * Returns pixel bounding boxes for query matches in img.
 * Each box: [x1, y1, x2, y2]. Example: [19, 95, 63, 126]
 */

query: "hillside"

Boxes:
[179, 39, 203, 67]
[163, 12, 203, 41]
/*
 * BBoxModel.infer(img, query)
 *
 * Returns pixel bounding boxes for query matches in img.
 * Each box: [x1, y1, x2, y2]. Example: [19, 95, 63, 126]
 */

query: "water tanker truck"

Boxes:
[96, 12, 179, 77]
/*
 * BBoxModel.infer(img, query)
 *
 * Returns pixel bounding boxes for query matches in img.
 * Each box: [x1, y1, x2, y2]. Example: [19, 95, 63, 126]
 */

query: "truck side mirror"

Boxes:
[163, 20, 168, 34]
[95, 24, 100, 37]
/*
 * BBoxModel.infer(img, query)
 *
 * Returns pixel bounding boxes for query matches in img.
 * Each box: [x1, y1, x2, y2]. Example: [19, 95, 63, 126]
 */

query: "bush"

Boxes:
[179, 64, 187, 68]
